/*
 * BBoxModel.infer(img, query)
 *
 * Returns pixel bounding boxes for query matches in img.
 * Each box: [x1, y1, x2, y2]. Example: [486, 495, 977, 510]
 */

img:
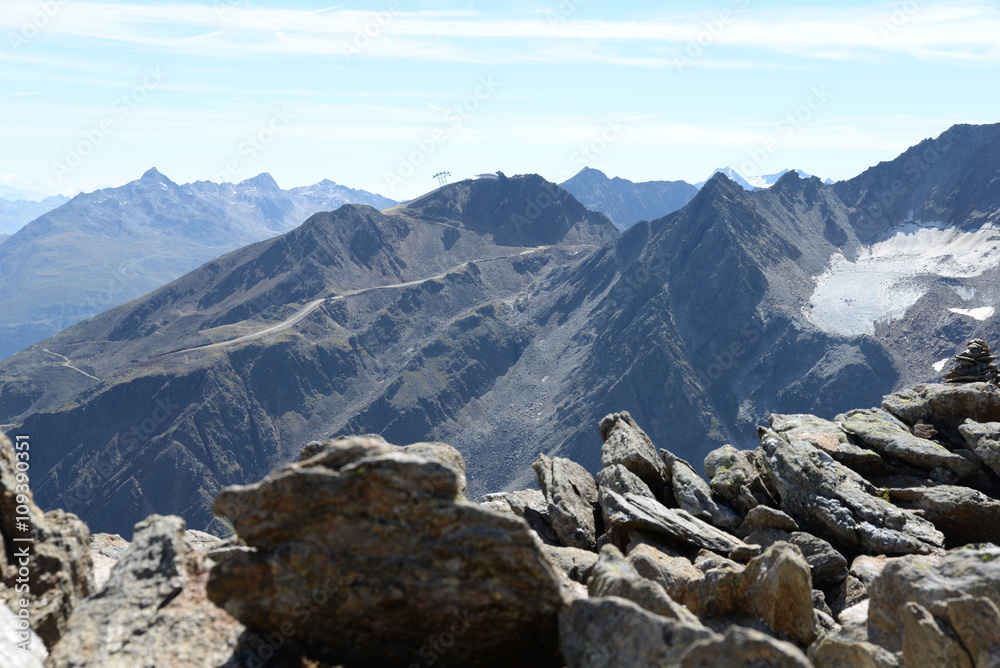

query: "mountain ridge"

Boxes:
[4, 124, 1000, 536]
[0, 169, 397, 360]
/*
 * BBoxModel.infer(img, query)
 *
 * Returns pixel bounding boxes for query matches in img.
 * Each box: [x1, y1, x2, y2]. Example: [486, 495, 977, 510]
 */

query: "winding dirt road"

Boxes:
[159, 246, 549, 357]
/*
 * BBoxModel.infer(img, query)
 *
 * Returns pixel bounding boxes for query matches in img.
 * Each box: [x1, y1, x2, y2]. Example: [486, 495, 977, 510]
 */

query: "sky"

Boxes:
[1, 0, 999, 202]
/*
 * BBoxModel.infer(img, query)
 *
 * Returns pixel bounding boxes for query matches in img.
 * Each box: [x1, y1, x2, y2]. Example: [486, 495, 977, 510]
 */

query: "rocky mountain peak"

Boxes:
[395, 173, 618, 246]
[139, 167, 173, 185]
[835, 122, 1000, 241]
[237, 172, 282, 193]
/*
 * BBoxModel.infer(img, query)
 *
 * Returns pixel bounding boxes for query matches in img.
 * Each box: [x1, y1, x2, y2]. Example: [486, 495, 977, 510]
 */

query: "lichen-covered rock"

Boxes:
[558, 596, 717, 668]
[944, 596, 1000, 666]
[686, 542, 818, 646]
[868, 544, 1000, 652]
[533, 454, 600, 550]
[839, 408, 979, 479]
[887, 485, 1000, 546]
[772, 413, 894, 476]
[758, 427, 944, 555]
[47, 515, 242, 668]
[681, 625, 812, 667]
[808, 633, 899, 668]
[596, 464, 656, 499]
[705, 444, 779, 516]
[744, 529, 848, 588]
[209, 435, 568, 668]
[541, 545, 598, 584]
[883, 383, 1000, 436]
[958, 419, 1000, 478]
[737, 505, 799, 537]
[900, 602, 972, 668]
[662, 450, 742, 531]
[600, 488, 745, 553]
[587, 545, 698, 623]
[481, 489, 561, 546]
[0, 433, 93, 648]
[627, 543, 704, 606]
[599, 412, 670, 497]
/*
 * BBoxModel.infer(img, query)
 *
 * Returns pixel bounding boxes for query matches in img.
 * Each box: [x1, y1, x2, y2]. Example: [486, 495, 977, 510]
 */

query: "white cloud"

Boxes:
[1, 1, 996, 65]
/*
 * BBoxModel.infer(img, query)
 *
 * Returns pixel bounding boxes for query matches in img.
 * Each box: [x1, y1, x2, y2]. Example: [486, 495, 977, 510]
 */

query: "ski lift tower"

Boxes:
[433, 171, 451, 188]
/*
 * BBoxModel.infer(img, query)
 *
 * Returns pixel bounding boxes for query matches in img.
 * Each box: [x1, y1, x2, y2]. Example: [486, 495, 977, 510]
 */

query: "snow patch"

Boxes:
[805, 224, 1000, 336]
[932, 358, 949, 373]
[949, 306, 995, 321]
[952, 285, 977, 301]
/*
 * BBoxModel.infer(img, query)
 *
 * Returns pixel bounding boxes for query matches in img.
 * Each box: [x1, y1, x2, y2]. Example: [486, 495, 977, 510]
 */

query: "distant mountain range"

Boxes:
[559, 167, 698, 230]
[695, 167, 834, 190]
[3, 123, 999, 537]
[0, 194, 70, 235]
[0, 168, 395, 360]
[557, 167, 834, 231]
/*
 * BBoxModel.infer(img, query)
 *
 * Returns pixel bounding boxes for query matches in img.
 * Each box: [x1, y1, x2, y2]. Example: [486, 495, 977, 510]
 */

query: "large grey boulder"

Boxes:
[600, 488, 745, 553]
[541, 545, 598, 584]
[596, 464, 656, 499]
[681, 625, 812, 667]
[599, 412, 670, 497]
[900, 601, 972, 668]
[758, 427, 945, 555]
[627, 543, 704, 607]
[959, 419, 1000, 478]
[686, 542, 818, 647]
[744, 529, 848, 588]
[944, 596, 1000, 667]
[737, 504, 799, 537]
[887, 485, 1000, 545]
[839, 408, 979, 479]
[558, 596, 717, 668]
[209, 436, 568, 668]
[533, 454, 600, 550]
[47, 515, 242, 668]
[772, 413, 893, 476]
[0, 433, 93, 648]
[808, 633, 900, 668]
[868, 544, 1000, 652]
[704, 444, 775, 515]
[587, 545, 698, 623]
[481, 489, 561, 546]
[662, 450, 742, 531]
[883, 383, 1000, 439]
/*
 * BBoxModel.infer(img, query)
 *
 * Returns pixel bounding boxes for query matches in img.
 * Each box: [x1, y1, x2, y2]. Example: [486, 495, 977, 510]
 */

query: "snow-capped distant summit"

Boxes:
[695, 167, 756, 190]
[696, 167, 834, 190]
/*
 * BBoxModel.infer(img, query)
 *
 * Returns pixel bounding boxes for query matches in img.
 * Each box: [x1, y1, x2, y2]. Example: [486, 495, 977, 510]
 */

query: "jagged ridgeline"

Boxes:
[2, 123, 1000, 538]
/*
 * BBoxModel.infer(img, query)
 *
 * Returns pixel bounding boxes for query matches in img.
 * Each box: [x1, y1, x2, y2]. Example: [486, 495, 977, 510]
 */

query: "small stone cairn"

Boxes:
[942, 338, 999, 383]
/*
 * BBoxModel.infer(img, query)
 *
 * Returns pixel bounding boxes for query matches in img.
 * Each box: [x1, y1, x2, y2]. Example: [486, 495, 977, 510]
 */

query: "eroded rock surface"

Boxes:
[209, 436, 568, 668]
[0, 433, 93, 648]
[48, 515, 242, 668]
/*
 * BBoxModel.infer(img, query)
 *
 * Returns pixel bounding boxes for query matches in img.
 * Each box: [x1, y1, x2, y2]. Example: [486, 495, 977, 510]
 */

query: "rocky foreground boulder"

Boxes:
[47, 515, 242, 667]
[9, 365, 1000, 665]
[208, 435, 570, 668]
[0, 433, 93, 649]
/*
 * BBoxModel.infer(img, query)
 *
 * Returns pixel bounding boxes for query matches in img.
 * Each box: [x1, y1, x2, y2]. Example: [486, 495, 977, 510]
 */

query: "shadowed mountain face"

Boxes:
[0, 177, 619, 533]
[0, 168, 395, 360]
[559, 167, 698, 230]
[4, 124, 1000, 535]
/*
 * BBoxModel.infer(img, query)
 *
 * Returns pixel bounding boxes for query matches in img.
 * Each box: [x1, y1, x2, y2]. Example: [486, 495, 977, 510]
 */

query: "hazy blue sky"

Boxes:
[2, 0, 998, 201]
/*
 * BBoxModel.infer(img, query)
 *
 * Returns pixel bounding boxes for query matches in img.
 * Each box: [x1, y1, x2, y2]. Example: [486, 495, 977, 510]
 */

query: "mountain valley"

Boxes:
[2, 124, 1000, 538]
